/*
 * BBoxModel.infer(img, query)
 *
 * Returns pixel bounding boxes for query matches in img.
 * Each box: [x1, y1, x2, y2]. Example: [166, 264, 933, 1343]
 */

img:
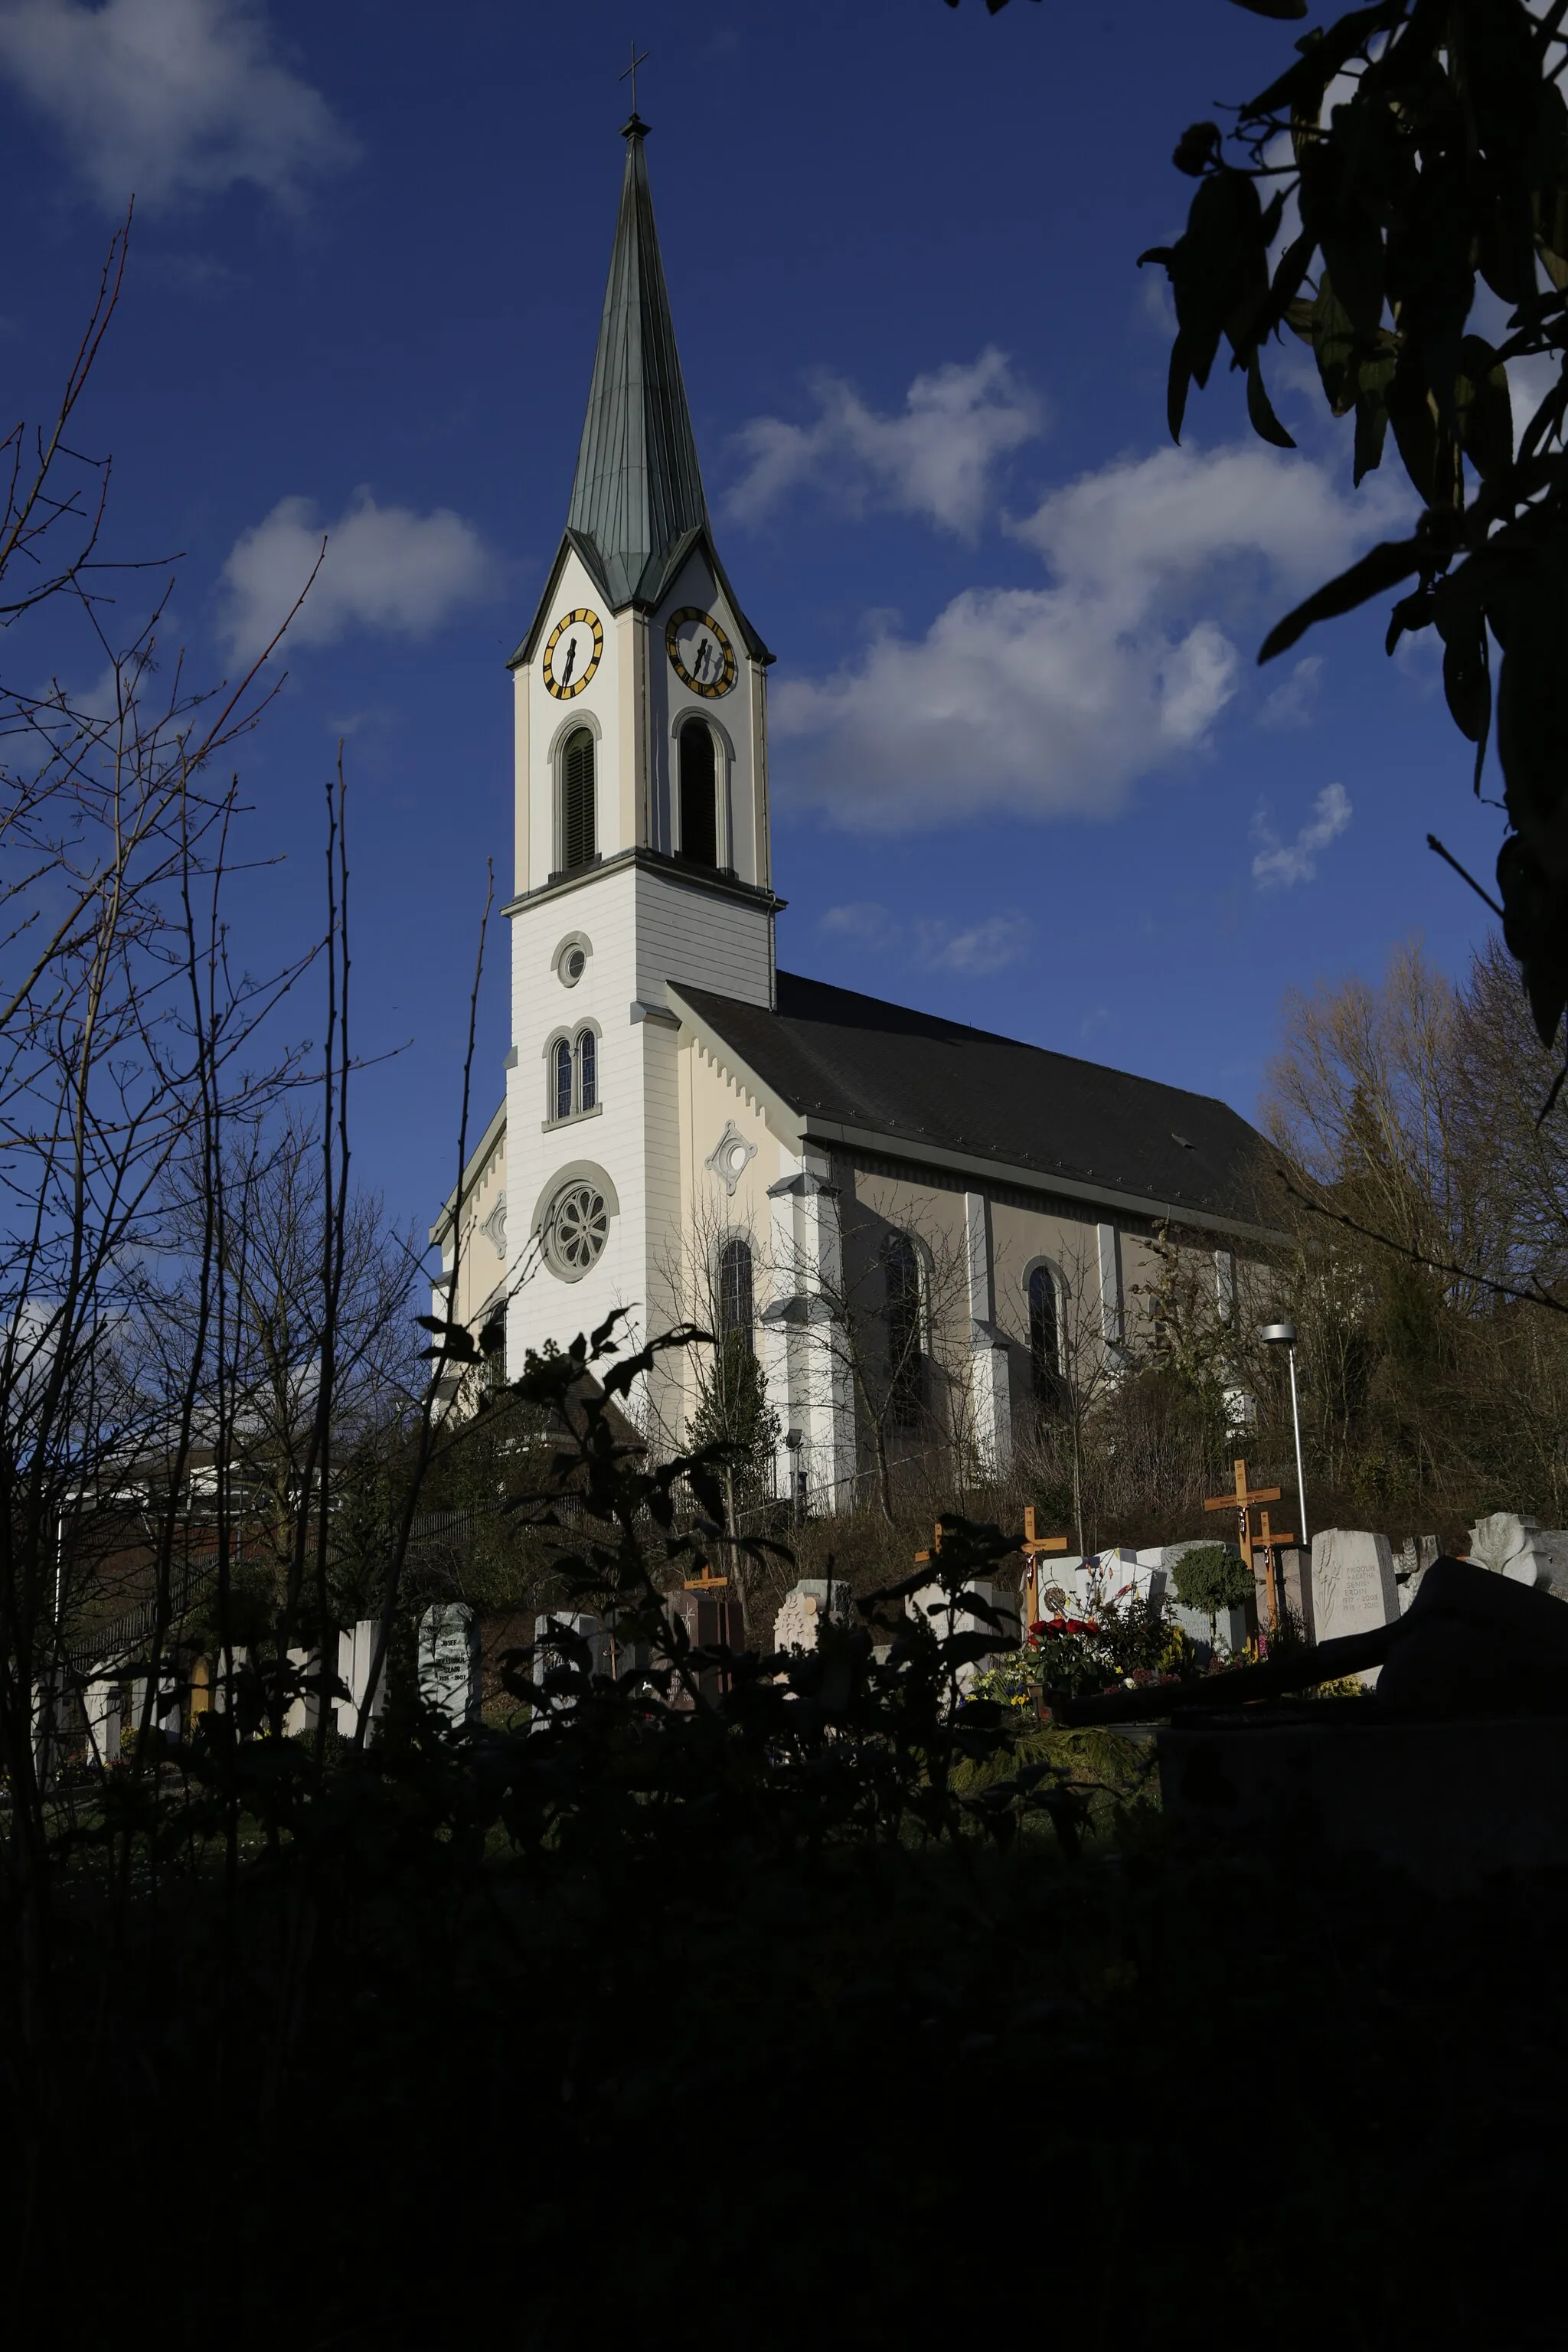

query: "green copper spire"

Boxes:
[566, 116, 709, 607]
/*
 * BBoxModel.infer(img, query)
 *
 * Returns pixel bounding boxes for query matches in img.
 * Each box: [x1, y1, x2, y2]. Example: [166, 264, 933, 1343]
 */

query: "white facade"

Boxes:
[499, 535, 781, 1432]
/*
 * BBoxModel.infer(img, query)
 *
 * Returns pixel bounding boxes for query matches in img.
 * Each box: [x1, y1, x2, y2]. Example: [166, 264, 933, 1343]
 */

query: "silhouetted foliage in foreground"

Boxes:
[7, 1322, 1568, 2344]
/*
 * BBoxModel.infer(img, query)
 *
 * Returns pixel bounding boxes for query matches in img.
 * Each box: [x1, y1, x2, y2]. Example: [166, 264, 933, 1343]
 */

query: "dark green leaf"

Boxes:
[1455, 335, 1514, 480]
[1353, 348, 1396, 484]
[1244, 2, 1394, 116]
[1246, 350, 1297, 448]
[1386, 345, 1442, 506]
[1309, 273, 1357, 414]
[1258, 537, 1425, 664]
[1440, 617, 1491, 746]
[1497, 832, 1568, 1049]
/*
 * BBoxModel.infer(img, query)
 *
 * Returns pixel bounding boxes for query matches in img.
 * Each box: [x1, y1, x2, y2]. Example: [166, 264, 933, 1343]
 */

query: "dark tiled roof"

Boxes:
[678, 971, 1269, 1227]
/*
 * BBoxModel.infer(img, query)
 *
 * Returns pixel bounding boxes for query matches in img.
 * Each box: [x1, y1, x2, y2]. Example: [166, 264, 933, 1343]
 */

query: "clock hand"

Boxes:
[559, 637, 577, 687]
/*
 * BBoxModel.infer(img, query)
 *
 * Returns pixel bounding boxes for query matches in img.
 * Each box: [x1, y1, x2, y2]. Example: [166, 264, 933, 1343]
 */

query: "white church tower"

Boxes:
[501, 108, 779, 1390]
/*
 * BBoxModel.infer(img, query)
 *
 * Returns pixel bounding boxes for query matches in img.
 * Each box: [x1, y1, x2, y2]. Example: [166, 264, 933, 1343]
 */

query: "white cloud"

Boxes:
[1261, 654, 1323, 730]
[1251, 782, 1353, 889]
[915, 913, 1031, 975]
[217, 490, 494, 661]
[0, 0, 354, 210]
[819, 900, 896, 946]
[726, 349, 1041, 540]
[818, 900, 1031, 975]
[774, 443, 1406, 833]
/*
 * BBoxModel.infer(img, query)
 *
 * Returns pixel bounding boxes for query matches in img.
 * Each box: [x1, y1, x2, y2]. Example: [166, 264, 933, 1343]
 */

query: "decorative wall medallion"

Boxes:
[543, 607, 603, 700]
[481, 1194, 508, 1257]
[542, 1176, 610, 1279]
[705, 1119, 756, 1199]
[665, 607, 737, 698]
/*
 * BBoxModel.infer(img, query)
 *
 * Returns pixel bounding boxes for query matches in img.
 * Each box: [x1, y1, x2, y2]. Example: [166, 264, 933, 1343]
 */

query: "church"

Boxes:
[433, 111, 1270, 1512]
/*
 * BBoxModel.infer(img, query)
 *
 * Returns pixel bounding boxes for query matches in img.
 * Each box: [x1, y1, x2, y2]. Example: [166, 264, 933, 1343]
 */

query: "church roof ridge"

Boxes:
[565, 116, 708, 608]
[673, 969, 1274, 1234]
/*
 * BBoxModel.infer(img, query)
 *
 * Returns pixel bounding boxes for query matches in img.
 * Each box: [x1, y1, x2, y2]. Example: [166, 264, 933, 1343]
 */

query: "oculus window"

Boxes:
[544, 1177, 610, 1280]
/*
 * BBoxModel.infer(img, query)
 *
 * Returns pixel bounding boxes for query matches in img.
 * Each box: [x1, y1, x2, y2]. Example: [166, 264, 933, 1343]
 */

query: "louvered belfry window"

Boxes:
[678, 717, 717, 867]
[561, 728, 596, 870]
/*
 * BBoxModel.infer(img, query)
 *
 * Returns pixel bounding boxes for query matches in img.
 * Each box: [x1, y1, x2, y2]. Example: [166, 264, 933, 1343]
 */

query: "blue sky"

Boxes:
[0, 0, 1508, 1254]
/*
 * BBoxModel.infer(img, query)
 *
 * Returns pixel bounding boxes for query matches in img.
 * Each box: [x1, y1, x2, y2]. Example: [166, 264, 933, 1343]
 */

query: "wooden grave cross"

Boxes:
[1020, 1504, 1070, 1628]
[1203, 1455, 1281, 1633]
[1254, 1506, 1296, 1637]
[913, 1521, 943, 1569]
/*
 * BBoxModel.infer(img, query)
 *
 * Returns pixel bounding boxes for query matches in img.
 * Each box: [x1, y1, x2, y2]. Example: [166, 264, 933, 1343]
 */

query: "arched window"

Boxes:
[678, 717, 717, 867]
[553, 1038, 573, 1123]
[884, 1233, 923, 1428]
[717, 1236, 754, 1353]
[577, 1027, 596, 1112]
[561, 727, 596, 871]
[1028, 1265, 1061, 1412]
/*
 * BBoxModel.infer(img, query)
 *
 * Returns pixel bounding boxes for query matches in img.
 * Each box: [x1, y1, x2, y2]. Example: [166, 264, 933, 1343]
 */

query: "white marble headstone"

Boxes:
[1466, 1512, 1568, 1596]
[772, 1578, 851, 1654]
[418, 1602, 480, 1726]
[1309, 1530, 1399, 1681]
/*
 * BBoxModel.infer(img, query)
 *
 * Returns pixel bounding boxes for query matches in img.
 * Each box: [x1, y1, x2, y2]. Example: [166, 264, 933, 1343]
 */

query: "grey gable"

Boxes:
[675, 971, 1273, 1230]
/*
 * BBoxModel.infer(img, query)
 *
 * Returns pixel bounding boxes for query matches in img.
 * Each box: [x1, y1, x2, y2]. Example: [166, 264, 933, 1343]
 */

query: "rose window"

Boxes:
[545, 1178, 609, 1279]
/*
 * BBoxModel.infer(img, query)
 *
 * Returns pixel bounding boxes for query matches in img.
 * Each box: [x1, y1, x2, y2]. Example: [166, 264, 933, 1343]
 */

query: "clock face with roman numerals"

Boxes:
[544, 607, 603, 700]
[666, 607, 737, 699]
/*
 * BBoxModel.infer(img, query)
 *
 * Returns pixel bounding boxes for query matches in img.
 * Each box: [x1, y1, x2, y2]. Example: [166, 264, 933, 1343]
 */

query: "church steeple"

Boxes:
[565, 116, 708, 608]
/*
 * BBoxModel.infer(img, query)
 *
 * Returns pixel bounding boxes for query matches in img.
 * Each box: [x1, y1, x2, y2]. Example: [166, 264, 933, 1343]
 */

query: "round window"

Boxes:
[565, 948, 586, 983]
[544, 1178, 610, 1279]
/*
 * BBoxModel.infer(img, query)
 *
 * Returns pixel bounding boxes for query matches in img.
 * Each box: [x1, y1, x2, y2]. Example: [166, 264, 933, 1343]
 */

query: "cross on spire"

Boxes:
[619, 39, 648, 116]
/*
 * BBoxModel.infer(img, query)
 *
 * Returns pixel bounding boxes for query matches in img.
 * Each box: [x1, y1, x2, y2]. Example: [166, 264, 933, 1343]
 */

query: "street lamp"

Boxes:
[1260, 1321, 1308, 1547]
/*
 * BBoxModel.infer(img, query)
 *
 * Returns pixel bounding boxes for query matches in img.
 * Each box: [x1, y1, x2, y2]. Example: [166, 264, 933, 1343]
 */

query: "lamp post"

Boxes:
[1260, 1321, 1308, 1547]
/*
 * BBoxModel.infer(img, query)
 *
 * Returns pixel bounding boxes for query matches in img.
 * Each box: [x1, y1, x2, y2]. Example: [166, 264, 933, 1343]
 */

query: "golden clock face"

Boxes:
[543, 608, 603, 700]
[666, 607, 737, 699]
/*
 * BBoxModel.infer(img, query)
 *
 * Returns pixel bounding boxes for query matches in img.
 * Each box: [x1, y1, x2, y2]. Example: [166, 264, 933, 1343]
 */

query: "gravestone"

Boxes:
[907, 1579, 1021, 1693]
[1467, 1514, 1568, 1597]
[772, 1578, 852, 1655]
[1308, 1530, 1399, 1684]
[1276, 1547, 1312, 1638]
[1081, 1549, 1155, 1607]
[1396, 1535, 1441, 1615]
[83, 1676, 120, 1766]
[666, 1588, 744, 1708]
[418, 1603, 480, 1726]
[1148, 1540, 1250, 1660]
[1037, 1557, 1083, 1613]
[526, 1611, 600, 1729]
[283, 1645, 320, 1738]
[334, 1620, 388, 1742]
